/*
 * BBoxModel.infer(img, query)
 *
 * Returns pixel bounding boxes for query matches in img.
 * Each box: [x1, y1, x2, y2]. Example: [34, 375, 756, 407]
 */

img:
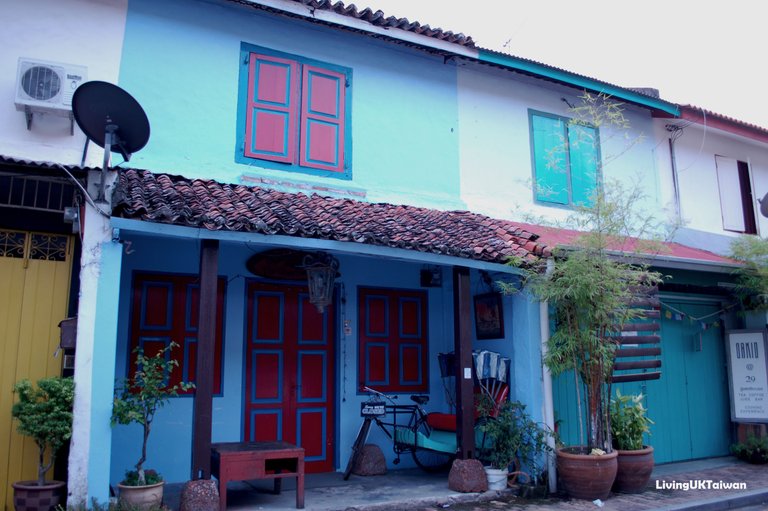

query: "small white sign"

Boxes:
[464, 367, 472, 379]
[726, 330, 768, 423]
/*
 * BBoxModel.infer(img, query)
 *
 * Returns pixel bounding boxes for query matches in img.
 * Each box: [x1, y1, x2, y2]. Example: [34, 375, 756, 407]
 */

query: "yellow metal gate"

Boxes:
[0, 229, 73, 511]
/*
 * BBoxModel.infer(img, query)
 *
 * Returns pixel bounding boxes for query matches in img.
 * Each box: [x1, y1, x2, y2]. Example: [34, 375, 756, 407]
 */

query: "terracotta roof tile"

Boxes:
[226, 0, 474, 48]
[114, 169, 546, 266]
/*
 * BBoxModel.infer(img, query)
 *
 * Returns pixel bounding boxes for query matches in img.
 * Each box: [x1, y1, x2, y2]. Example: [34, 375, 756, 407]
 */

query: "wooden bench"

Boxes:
[211, 441, 305, 510]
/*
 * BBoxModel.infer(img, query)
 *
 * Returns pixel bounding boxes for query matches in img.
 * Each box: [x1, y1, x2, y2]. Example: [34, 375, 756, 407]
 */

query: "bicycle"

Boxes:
[343, 386, 456, 479]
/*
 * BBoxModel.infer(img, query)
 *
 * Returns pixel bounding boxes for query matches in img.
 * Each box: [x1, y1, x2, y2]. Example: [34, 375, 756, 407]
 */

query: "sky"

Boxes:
[361, 1, 768, 129]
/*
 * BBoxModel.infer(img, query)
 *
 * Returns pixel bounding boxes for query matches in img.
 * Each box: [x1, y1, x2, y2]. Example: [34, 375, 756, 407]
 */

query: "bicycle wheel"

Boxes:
[343, 418, 372, 480]
[410, 417, 455, 472]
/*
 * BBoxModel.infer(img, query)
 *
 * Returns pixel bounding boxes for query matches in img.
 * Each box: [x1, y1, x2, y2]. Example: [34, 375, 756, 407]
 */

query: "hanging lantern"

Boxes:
[303, 252, 340, 314]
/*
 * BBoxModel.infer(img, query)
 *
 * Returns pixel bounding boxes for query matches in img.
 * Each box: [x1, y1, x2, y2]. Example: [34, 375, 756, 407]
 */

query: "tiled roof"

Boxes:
[227, 0, 474, 47]
[113, 169, 735, 269]
[113, 169, 550, 265]
[511, 222, 737, 267]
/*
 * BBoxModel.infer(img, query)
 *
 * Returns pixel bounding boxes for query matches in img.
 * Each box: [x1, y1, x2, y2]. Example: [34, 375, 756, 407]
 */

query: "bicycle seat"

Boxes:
[410, 394, 429, 405]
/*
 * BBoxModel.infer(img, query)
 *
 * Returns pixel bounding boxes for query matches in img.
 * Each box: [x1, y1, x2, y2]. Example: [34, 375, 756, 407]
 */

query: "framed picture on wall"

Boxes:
[474, 292, 504, 340]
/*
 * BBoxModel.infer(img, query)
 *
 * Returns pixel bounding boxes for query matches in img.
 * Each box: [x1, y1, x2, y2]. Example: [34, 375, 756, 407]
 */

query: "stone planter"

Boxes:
[118, 481, 165, 510]
[556, 447, 617, 500]
[12, 480, 66, 511]
[613, 446, 654, 493]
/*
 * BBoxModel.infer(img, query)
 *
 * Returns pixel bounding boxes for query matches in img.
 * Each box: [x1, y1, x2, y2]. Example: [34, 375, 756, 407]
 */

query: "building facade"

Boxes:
[1, 1, 764, 508]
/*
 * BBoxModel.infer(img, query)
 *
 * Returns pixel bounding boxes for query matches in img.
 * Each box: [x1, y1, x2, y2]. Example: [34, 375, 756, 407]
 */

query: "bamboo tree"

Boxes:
[519, 187, 664, 451]
[504, 92, 671, 452]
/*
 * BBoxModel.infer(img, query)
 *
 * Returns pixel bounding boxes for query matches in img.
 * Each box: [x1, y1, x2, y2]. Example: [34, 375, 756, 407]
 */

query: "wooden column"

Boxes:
[191, 239, 219, 479]
[453, 266, 474, 459]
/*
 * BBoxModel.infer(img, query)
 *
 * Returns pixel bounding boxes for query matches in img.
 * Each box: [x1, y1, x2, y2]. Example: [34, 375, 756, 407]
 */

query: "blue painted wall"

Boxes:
[109, 232, 544, 484]
[118, 0, 462, 209]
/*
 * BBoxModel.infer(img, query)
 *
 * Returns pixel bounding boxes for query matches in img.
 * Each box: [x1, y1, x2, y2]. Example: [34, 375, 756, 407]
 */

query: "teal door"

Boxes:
[615, 300, 731, 463]
[553, 300, 732, 463]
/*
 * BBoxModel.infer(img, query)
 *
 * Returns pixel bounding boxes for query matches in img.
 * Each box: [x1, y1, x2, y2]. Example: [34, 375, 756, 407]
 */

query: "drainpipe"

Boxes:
[666, 125, 683, 223]
[540, 259, 556, 494]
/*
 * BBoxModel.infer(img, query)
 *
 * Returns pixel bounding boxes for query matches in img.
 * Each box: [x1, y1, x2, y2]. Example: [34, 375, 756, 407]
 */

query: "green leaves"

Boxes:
[112, 342, 194, 483]
[610, 390, 653, 451]
[477, 399, 553, 479]
[730, 235, 768, 310]
[12, 376, 75, 485]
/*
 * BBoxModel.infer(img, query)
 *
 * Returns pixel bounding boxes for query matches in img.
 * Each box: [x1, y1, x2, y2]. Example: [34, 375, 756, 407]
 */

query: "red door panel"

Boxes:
[244, 282, 335, 473]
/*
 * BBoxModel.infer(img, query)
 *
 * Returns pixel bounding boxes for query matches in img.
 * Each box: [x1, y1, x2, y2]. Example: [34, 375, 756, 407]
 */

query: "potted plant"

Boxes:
[512, 184, 664, 501]
[610, 390, 654, 493]
[111, 342, 194, 510]
[11, 376, 75, 511]
[477, 399, 552, 493]
[731, 434, 768, 464]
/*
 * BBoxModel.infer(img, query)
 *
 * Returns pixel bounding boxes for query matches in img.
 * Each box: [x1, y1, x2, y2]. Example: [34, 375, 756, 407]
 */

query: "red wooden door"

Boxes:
[244, 282, 335, 472]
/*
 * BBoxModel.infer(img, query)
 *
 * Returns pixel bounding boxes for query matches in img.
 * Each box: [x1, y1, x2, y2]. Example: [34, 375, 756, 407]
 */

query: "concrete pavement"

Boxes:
[163, 456, 768, 510]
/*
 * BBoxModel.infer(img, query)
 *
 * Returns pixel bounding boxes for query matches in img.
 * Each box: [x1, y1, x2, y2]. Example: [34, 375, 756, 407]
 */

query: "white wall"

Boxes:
[457, 61, 667, 226]
[0, 0, 127, 166]
[662, 120, 768, 239]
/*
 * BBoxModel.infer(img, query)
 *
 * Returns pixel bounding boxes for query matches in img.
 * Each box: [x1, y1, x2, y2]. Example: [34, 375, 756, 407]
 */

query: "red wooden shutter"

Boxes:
[244, 53, 300, 163]
[358, 288, 428, 393]
[299, 65, 346, 172]
[130, 273, 226, 394]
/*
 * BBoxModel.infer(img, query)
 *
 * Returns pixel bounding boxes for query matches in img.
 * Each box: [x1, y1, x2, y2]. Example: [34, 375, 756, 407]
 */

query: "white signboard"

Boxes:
[726, 330, 768, 423]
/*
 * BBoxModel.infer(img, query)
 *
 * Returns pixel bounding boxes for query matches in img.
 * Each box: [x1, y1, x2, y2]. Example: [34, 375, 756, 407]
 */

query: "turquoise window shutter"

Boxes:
[568, 124, 598, 207]
[532, 115, 568, 204]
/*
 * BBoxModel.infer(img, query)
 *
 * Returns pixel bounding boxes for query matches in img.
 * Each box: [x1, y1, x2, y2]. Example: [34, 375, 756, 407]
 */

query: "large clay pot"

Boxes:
[12, 480, 66, 511]
[118, 481, 164, 510]
[556, 447, 617, 500]
[613, 446, 654, 493]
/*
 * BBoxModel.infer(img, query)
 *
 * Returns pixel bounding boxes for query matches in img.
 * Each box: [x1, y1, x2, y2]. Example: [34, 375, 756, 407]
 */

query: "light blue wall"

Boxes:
[88, 239, 123, 504]
[109, 232, 544, 484]
[118, 0, 462, 209]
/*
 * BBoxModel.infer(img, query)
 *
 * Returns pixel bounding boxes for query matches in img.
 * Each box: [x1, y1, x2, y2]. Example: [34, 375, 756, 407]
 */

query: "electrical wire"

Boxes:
[54, 163, 111, 218]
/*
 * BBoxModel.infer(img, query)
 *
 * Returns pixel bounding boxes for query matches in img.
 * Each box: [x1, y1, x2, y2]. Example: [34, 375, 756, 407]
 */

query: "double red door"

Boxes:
[244, 282, 335, 472]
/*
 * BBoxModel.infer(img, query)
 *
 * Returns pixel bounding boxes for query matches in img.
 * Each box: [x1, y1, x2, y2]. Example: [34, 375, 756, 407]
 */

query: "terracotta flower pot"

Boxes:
[556, 447, 617, 500]
[613, 446, 654, 493]
[12, 480, 66, 511]
[118, 481, 164, 511]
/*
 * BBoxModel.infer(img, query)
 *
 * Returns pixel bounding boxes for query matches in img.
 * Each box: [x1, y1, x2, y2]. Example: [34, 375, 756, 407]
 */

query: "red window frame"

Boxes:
[128, 272, 226, 395]
[358, 287, 428, 393]
[244, 52, 347, 173]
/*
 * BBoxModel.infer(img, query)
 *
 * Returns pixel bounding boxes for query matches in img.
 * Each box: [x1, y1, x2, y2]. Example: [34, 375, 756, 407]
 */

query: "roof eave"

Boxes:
[110, 216, 528, 275]
[552, 244, 739, 274]
[477, 49, 680, 117]
[676, 106, 768, 145]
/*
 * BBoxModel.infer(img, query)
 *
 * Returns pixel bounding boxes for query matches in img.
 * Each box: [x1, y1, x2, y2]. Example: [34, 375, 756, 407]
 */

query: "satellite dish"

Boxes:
[759, 192, 768, 219]
[72, 81, 150, 201]
[72, 80, 150, 162]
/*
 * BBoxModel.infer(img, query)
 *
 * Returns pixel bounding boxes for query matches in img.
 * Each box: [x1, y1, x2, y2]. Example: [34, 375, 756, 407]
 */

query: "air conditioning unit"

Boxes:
[15, 58, 88, 117]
